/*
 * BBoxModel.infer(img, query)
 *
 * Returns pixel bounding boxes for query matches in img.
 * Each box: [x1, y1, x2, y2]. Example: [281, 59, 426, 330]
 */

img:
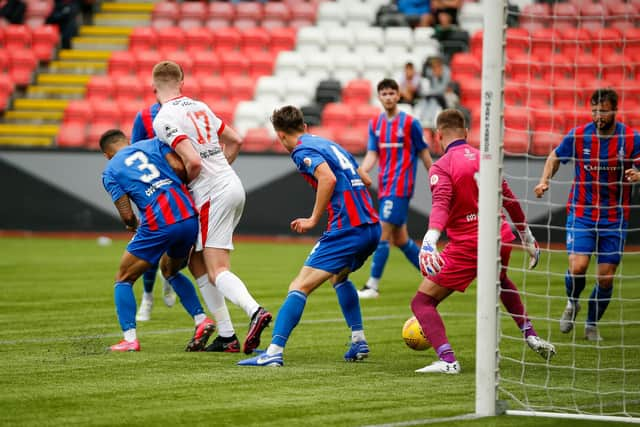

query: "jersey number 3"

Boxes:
[125, 151, 160, 183]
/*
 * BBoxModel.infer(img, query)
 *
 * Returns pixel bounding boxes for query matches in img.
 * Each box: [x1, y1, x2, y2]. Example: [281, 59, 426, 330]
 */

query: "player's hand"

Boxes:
[290, 217, 317, 234]
[534, 182, 549, 198]
[625, 168, 640, 183]
[420, 242, 444, 276]
[519, 226, 540, 269]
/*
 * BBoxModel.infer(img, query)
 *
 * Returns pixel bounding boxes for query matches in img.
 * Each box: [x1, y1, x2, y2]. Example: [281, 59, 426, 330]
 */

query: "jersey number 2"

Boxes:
[125, 151, 160, 183]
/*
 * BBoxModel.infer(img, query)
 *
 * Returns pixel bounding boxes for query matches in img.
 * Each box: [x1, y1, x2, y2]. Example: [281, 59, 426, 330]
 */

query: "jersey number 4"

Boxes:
[125, 151, 160, 183]
[330, 145, 356, 175]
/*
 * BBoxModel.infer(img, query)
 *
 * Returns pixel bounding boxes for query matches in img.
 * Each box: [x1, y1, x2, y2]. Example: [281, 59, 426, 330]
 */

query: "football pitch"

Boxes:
[0, 236, 637, 427]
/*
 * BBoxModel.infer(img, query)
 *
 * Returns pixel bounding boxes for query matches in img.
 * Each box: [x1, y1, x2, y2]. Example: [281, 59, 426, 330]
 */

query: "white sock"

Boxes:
[266, 343, 283, 356]
[215, 270, 260, 319]
[142, 292, 153, 301]
[366, 278, 380, 290]
[124, 329, 137, 342]
[196, 275, 235, 337]
[193, 313, 207, 325]
[352, 330, 366, 343]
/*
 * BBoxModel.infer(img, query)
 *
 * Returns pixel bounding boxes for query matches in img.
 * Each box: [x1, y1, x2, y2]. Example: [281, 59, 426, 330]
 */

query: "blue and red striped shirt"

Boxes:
[131, 103, 161, 143]
[367, 111, 428, 198]
[102, 138, 196, 231]
[293, 134, 379, 232]
[555, 122, 640, 224]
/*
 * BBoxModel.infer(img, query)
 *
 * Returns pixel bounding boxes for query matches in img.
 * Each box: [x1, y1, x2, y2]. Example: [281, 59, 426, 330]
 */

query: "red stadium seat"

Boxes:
[519, 3, 550, 33]
[622, 28, 640, 59]
[505, 28, 530, 58]
[129, 27, 157, 52]
[541, 53, 574, 81]
[601, 54, 632, 81]
[530, 131, 560, 157]
[504, 107, 531, 131]
[26, 0, 53, 21]
[207, 2, 235, 22]
[198, 75, 229, 99]
[57, 123, 87, 148]
[4, 25, 31, 50]
[248, 50, 276, 79]
[115, 75, 145, 102]
[261, 18, 286, 29]
[180, 78, 201, 99]
[9, 48, 37, 86]
[269, 27, 297, 53]
[228, 75, 255, 103]
[550, 2, 578, 30]
[242, 127, 274, 153]
[504, 81, 525, 107]
[342, 80, 372, 106]
[450, 52, 481, 81]
[241, 27, 270, 53]
[551, 78, 584, 111]
[235, 2, 263, 22]
[460, 78, 482, 108]
[578, 2, 606, 32]
[503, 128, 529, 156]
[557, 28, 591, 58]
[86, 75, 114, 100]
[565, 109, 592, 130]
[322, 102, 354, 131]
[108, 50, 135, 77]
[467, 128, 480, 149]
[179, 1, 206, 30]
[156, 26, 185, 54]
[289, 2, 316, 22]
[620, 83, 640, 110]
[88, 121, 118, 148]
[608, 2, 639, 30]
[0, 75, 13, 110]
[264, 2, 291, 23]
[63, 99, 93, 124]
[574, 54, 600, 81]
[221, 50, 250, 77]
[204, 100, 235, 125]
[506, 53, 540, 82]
[118, 99, 145, 129]
[530, 28, 560, 58]
[308, 125, 336, 142]
[134, 50, 162, 77]
[192, 56, 221, 78]
[531, 108, 565, 134]
[337, 126, 368, 155]
[31, 24, 59, 61]
[469, 30, 483, 58]
[160, 50, 193, 76]
[91, 99, 123, 125]
[152, 1, 179, 27]
[353, 103, 380, 124]
[591, 28, 622, 58]
[184, 27, 214, 54]
[214, 27, 242, 52]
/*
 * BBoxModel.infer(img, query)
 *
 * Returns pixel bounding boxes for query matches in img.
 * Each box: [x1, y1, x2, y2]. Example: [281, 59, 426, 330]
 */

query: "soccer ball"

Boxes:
[402, 316, 431, 351]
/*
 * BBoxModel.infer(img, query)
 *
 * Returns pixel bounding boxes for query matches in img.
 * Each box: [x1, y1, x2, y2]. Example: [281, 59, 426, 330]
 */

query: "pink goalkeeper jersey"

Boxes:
[429, 140, 521, 245]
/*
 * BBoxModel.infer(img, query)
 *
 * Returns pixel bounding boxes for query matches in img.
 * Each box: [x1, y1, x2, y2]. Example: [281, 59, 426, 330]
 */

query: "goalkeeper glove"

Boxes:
[420, 230, 444, 276]
[519, 225, 540, 269]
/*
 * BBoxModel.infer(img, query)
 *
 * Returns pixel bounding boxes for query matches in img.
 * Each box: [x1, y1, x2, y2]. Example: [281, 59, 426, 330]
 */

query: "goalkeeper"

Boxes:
[412, 109, 556, 374]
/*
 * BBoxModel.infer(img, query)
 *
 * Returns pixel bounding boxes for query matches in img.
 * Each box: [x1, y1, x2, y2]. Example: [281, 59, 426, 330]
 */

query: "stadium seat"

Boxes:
[520, 3, 550, 33]
[322, 102, 354, 131]
[469, 30, 483, 58]
[622, 28, 640, 58]
[4, 25, 31, 50]
[504, 107, 531, 131]
[345, 2, 376, 28]
[354, 103, 381, 125]
[161, 50, 193, 76]
[193, 56, 221, 78]
[199, 75, 229, 99]
[531, 108, 566, 134]
[86, 75, 114, 100]
[384, 27, 413, 54]
[214, 27, 242, 52]
[361, 55, 391, 84]
[255, 75, 286, 104]
[303, 51, 333, 82]
[31, 25, 59, 62]
[129, 27, 156, 52]
[91, 98, 122, 125]
[156, 26, 185, 54]
[221, 51, 250, 77]
[551, 78, 584, 111]
[249, 50, 276, 79]
[542, 53, 574, 81]
[523, 80, 551, 107]
[601, 54, 631, 81]
[503, 128, 529, 156]
[591, 28, 622, 58]
[332, 55, 363, 86]
[307, 125, 336, 141]
[530, 28, 560, 58]
[578, 2, 606, 32]
[181, 78, 201, 100]
[228, 75, 255, 103]
[296, 26, 326, 53]
[235, 2, 263, 23]
[152, 1, 179, 28]
[0, 75, 13, 111]
[269, 27, 297, 53]
[179, 2, 206, 30]
[505, 28, 530, 58]
[450, 53, 481, 81]
[342, 79, 371, 106]
[620, 83, 640, 110]
[108, 50, 135, 77]
[315, 79, 342, 106]
[337, 126, 367, 155]
[241, 27, 270, 54]
[504, 81, 525, 107]
[201, 99, 235, 125]
[550, 2, 578, 30]
[325, 27, 354, 55]
[234, 100, 267, 137]
[242, 127, 274, 153]
[184, 27, 214, 54]
[234, 18, 259, 31]
[285, 77, 316, 107]
[135, 50, 162, 78]
[63, 99, 93, 124]
[301, 103, 323, 127]
[118, 99, 145, 129]
[56, 122, 87, 148]
[608, 2, 639, 30]
[316, 1, 344, 27]
[206, 2, 234, 29]
[9, 49, 37, 86]
[529, 131, 560, 157]
[114, 75, 144, 102]
[565, 109, 592, 130]
[263, 2, 291, 24]
[289, 2, 316, 22]
[574, 54, 600, 81]
[274, 51, 304, 78]
[557, 28, 591, 58]
[460, 78, 481, 108]
[88, 121, 118, 147]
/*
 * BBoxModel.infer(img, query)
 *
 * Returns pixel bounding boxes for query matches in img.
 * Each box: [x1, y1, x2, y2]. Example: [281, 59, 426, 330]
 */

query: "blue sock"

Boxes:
[587, 284, 613, 326]
[334, 280, 363, 332]
[400, 239, 420, 270]
[370, 240, 390, 280]
[142, 266, 157, 293]
[167, 272, 204, 318]
[114, 282, 136, 331]
[565, 270, 586, 305]
[271, 290, 307, 348]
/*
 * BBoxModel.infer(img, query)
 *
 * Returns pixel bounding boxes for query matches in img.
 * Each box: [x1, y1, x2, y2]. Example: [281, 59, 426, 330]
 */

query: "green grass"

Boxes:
[0, 236, 638, 426]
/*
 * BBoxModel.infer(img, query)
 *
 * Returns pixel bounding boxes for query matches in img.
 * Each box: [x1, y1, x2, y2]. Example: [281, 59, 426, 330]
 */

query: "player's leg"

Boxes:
[110, 251, 152, 352]
[358, 220, 392, 298]
[499, 245, 555, 359]
[238, 265, 333, 367]
[392, 224, 420, 271]
[136, 265, 157, 322]
[188, 251, 239, 352]
[560, 219, 594, 333]
[585, 228, 624, 341]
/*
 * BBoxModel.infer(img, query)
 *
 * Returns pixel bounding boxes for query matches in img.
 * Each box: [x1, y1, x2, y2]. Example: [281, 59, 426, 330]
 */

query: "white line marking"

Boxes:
[360, 413, 480, 427]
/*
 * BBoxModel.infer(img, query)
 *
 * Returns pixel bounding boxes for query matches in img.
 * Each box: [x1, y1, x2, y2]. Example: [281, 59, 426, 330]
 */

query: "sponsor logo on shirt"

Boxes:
[583, 165, 619, 171]
[164, 125, 178, 138]
[145, 178, 172, 197]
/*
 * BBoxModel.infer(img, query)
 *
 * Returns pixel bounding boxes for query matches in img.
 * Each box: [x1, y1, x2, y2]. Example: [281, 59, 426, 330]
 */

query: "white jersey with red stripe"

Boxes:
[153, 95, 236, 206]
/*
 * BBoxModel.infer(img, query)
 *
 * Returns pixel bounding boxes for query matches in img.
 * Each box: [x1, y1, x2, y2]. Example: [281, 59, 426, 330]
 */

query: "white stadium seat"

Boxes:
[303, 51, 334, 82]
[234, 101, 269, 137]
[274, 51, 305, 78]
[324, 26, 354, 54]
[317, 1, 345, 27]
[332, 54, 363, 85]
[384, 27, 414, 51]
[296, 26, 326, 53]
[354, 26, 384, 53]
[255, 76, 287, 104]
[284, 76, 317, 107]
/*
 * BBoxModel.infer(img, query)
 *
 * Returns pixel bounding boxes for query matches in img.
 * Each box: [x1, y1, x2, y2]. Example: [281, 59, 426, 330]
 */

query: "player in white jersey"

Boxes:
[151, 61, 272, 355]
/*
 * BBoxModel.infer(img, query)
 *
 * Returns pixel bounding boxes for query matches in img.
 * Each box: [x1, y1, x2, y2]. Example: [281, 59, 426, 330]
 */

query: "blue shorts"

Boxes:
[127, 217, 198, 266]
[378, 196, 410, 226]
[566, 216, 626, 265]
[305, 222, 382, 274]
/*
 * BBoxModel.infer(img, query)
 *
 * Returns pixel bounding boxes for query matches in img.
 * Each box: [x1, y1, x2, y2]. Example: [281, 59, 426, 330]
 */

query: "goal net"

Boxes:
[475, 0, 640, 423]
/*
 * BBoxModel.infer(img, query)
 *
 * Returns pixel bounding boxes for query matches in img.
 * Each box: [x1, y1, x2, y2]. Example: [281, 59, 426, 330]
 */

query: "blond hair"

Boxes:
[152, 61, 183, 88]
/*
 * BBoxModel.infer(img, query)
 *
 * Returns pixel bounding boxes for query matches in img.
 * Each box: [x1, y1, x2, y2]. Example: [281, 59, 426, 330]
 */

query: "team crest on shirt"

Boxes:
[303, 157, 312, 167]
[464, 148, 475, 160]
[583, 148, 590, 156]
[430, 174, 439, 185]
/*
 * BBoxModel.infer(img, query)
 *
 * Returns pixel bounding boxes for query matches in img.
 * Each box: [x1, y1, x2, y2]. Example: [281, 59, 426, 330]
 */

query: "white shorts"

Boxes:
[194, 174, 245, 251]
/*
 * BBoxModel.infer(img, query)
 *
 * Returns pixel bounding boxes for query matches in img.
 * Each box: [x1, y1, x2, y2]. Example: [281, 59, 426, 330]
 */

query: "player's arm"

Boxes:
[291, 162, 336, 234]
[357, 166, 372, 187]
[534, 151, 560, 198]
[419, 147, 433, 170]
[624, 129, 640, 183]
[411, 120, 432, 170]
[164, 150, 188, 183]
[114, 195, 138, 232]
[503, 179, 539, 269]
[172, 138, 201, 182]
[361, 150, 378, 173]
[219, 124, 243, 165]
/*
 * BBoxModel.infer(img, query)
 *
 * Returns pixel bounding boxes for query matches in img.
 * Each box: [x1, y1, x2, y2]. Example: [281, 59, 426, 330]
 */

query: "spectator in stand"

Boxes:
[398, 62, 422, 106]
[431, 0, 462, 29]
[45, 0, 80, 49]
[416, 56, 452, 128]
[397, 0, 433, 27]
[0, 0, 25, 24]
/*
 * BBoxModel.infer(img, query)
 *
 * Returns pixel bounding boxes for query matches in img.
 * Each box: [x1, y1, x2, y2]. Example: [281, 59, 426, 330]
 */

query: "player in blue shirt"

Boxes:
[100, 129, 215, 352]
[238, 106, 381, 367]
[535, 88, 640, 341]
[358, 78, 432, 299]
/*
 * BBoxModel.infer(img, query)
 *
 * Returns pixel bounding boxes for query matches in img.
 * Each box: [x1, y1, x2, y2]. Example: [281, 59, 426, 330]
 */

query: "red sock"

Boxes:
[411, 292, 455, 362]
[500, 277, 536, 337]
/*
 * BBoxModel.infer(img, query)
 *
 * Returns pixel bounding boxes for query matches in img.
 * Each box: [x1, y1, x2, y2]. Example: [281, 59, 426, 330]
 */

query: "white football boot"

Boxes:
[415, 360, 461, 374]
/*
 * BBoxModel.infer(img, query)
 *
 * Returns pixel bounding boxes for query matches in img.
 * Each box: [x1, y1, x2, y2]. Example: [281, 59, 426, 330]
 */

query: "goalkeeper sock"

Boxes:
[142, 266, 157, 294]
[334, 280, 363, 332]
[114, 282, 136, 332]
[411, 291, 455, 362]
[586, 284, 613, 326]
[166, 272, 204, 318]
[271, 290, 307, 348]
[215, 270, 260, 319]
[196, 275, 235, 338]
[500, 276, 536, 337]
[369, 240, 390, 282]
[399, 239, 420, 271]
[565, 270, 586, 305]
